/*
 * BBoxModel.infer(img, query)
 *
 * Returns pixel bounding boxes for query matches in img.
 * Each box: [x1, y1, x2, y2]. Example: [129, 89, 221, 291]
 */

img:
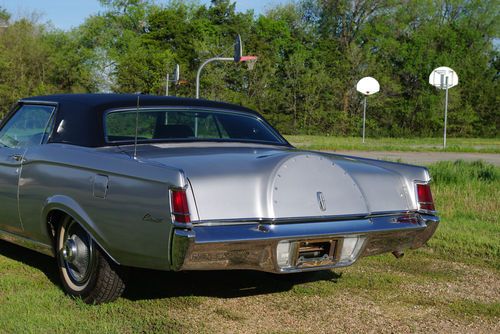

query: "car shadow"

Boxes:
[0, 240, 61, 288]
[123, 267, 342, 301]
[0, 240, 342, 301]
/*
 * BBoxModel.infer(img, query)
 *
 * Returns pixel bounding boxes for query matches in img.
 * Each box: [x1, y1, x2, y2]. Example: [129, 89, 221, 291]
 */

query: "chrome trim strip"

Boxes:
[367, 210, 413, 217]
[0, 229, 54, 257]
[192, 210, 414, 227]
[192, 218, 427, 244]
[18, 100, 59, 107]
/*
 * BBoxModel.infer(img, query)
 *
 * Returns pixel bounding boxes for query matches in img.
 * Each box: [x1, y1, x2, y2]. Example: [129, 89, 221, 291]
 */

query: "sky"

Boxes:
[1, 0, 288, 30]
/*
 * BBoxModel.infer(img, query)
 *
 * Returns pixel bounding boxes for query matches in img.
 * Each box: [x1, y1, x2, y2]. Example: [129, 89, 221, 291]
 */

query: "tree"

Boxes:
[0, 10, 97, 116]
[0, 0, 497, 137]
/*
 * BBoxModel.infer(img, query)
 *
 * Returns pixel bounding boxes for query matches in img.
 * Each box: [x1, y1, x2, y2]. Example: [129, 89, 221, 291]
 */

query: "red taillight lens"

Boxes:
[416, 183, 435, 211]
[170, 189, 190, 223]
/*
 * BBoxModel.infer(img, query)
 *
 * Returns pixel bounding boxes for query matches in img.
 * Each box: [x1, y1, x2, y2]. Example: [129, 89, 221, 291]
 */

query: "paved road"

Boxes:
[325, 150, 500, 166]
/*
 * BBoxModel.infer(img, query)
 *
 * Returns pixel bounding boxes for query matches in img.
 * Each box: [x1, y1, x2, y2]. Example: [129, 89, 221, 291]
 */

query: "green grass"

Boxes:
[285, 135, 500, 153]
[449, 300, 500, 318]
[1, 161, 499, 333]
[428, 161, 500, 268]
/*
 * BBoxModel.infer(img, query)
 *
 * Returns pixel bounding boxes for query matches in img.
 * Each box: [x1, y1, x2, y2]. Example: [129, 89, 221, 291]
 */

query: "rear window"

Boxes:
[105, 109, 286, 145]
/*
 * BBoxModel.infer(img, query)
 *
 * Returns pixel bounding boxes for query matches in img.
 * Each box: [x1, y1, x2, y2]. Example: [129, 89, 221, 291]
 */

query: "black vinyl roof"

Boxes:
[19, 94, 265, 147]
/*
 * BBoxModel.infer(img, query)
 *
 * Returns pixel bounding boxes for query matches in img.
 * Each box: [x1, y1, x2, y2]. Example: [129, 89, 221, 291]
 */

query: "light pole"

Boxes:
[356, 77, 380, 143]
[362, 96, 367, 143]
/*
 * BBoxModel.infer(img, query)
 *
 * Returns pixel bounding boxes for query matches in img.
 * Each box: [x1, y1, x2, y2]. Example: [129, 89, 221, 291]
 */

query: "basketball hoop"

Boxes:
[240, 56, 258, 70]
[196, 34, 258, 99]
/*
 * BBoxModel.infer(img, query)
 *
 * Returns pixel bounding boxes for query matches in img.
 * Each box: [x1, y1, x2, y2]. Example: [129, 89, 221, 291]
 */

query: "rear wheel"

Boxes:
[56, 216, 125, 304]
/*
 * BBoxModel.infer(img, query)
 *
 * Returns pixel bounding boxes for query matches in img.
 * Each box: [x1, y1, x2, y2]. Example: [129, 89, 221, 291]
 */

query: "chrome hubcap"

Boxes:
[60, 220, 94, 286]
[62, 238, 77, 263]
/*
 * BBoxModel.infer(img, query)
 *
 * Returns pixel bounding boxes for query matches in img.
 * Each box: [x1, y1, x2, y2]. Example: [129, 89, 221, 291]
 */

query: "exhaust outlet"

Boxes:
[392, 250, 404, 259]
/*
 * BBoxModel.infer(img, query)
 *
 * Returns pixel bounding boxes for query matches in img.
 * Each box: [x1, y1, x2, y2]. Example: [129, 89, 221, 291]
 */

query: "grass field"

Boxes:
[286, 135, 500, 153]
[0, 161, 499, 333]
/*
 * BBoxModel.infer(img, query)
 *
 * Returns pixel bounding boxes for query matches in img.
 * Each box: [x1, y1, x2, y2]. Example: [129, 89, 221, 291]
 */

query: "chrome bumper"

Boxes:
[171, 213, 439, 274]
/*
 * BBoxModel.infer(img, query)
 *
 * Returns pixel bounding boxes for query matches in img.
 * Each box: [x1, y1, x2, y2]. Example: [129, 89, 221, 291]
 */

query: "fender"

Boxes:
[42, 195, 120, 265]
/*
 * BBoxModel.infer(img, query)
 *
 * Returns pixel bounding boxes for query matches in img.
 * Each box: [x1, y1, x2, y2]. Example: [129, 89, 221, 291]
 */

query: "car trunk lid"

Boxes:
[125, 144, 411, 221]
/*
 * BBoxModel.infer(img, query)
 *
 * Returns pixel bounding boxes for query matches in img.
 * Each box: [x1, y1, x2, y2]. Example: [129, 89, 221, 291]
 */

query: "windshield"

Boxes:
[105, 109, 287, 145]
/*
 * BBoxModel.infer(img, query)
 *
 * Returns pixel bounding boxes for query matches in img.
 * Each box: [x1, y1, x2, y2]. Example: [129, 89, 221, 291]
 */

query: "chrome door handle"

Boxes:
[9, 154, 24, 162]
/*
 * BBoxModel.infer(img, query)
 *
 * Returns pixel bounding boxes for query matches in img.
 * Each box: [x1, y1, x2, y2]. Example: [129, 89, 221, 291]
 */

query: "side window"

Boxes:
[0, 105, 55, 149]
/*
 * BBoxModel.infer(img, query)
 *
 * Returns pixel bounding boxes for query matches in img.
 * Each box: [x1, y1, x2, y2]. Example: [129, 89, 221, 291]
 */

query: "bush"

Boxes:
[429, 160, 499, 185]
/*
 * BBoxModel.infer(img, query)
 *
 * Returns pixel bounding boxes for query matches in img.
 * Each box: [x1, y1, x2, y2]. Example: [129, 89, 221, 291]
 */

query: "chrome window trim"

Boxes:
[40, 106, 57, 145]
[18, 99, 59, 106]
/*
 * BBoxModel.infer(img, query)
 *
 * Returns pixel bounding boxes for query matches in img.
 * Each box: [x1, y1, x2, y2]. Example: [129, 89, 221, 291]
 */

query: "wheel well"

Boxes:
[45, 209, 120, 266]
[46, 210, 67, 249]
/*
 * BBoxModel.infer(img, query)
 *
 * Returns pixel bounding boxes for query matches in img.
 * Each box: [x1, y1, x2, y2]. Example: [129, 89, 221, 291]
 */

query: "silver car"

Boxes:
[0, 94, 439, 304]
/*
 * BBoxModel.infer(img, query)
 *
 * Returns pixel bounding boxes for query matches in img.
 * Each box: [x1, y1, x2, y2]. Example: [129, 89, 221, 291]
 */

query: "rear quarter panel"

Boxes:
[18, 144, 187, 270]
[325, 153, 431, 211]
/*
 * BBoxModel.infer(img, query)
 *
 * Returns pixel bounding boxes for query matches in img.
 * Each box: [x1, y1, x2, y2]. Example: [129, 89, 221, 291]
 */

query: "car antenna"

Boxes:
[133, 94, 140, 160]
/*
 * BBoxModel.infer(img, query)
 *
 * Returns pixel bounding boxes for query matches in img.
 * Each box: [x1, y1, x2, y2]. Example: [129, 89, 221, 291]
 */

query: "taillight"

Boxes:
[170, 189, 190, 223]
[416, 183, 435, 211]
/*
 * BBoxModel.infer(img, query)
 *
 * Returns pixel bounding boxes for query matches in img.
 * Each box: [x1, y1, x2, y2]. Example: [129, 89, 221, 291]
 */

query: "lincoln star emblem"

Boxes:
[317, 191, 326, 211]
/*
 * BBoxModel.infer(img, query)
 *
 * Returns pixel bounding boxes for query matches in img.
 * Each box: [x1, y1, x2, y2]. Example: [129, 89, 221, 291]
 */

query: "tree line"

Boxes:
[0, 0, 498, 137]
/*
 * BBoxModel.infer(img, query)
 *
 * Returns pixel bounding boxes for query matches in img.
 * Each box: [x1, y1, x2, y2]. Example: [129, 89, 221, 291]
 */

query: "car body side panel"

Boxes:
[0, 147, 25, 232]
[17, 144, 187, 270]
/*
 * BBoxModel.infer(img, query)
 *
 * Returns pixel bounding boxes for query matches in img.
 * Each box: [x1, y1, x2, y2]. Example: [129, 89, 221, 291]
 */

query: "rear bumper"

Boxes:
[171, 213, 439, 273]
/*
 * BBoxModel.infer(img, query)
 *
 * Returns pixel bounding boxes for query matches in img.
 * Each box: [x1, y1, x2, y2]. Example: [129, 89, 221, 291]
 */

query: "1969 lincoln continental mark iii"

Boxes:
[0, 94, 439, 304]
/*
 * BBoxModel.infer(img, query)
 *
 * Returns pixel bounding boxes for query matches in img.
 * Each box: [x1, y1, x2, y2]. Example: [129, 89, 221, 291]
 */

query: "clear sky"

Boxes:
[1, 0, 288, 30]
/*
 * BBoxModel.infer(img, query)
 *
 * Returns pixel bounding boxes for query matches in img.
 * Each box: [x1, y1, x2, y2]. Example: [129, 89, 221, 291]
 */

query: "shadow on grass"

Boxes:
[0, 239, 342, 301]
[123, 268, 342, 301]
[0, 239, 61, 287]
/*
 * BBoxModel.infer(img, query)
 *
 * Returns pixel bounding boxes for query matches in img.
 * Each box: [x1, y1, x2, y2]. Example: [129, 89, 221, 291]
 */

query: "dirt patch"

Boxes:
[170, 292, 499, 333]
[163, 259, 500, 333]
[404, 260, 500, 303]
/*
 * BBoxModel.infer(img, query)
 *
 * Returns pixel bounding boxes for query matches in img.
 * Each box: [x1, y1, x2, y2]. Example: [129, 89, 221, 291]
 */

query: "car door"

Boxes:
[0, 104, 55, 233]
